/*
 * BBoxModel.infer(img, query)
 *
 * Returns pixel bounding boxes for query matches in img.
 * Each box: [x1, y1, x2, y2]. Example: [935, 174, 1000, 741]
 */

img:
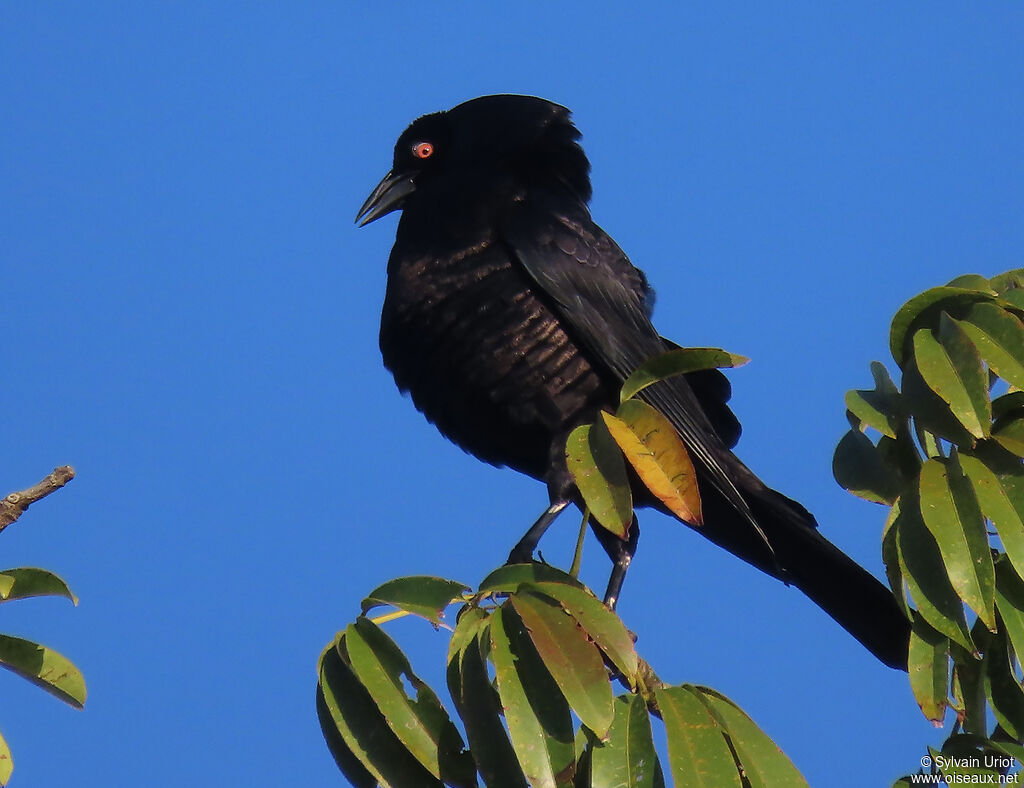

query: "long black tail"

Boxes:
[699, 478, 911, 670]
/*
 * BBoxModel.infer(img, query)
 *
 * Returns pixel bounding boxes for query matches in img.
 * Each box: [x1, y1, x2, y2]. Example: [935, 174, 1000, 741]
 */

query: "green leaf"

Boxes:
[447, 621, 526, 788]
[953, 621, 990, 736]
[877, 432, 921, 485]
[845, 361, 905, 439]
[845, 390, 898, 438]
[564, 422, 633, 539]
[315, 683, 378, 788]
[890, 286, 993, 365]
[946, 274, 993, 291]
[992, 391, 1024, 423]
[882, 500, 912, 618]
[490, 606, 575, 788]
[691, 686, 810, 788]
[318, 638, 442, 788]
[526, 581, 639, 689]
[0, 729, 11, 787]
[918, 456, 995, 629]
[956, 302, 1024, 390]
[345, 618, 473, 786]
[360, 576, 469, 625]
[994, 558, 1024, 669]
[958, 453, 1024, 580]
[989, 738, 1024, 764]
[902, 354, 978, 448]
[993, 418, 1024, 458]
[907, 614, 948, 725]
[511, 590, 614, 738]
[478, 563, 586, 596]
[1003, 289, 1024, 312]
[911, 323, 989, 439]
[656, 686, 740, 788]
[446, 606, 489, 665]
[0, 635, 86, 709]
[988, 268, 1024, 295]
[0, 568, 77, 605]
[585, 693, 659, 788]
[832, 429, 902, 504]
[932, 741, 1001, 782]
[619, 348, 749, 403]
[895, 494, 975, 652]
[601, 401, 701, 524]
[984, 628, 1024, 740]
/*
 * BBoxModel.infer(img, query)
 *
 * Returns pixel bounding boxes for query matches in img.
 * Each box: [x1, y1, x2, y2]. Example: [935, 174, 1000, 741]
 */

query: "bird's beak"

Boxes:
[355, 170, 416, 227]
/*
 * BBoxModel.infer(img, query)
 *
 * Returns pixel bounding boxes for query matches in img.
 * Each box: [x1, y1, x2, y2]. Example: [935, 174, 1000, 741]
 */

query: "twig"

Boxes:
[635, 656, 668, 717]
[0, 466, 76, 534]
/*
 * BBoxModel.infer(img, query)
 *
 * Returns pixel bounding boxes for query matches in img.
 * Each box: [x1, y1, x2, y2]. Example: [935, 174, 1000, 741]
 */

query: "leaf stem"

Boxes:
[569, 507, 589, 578]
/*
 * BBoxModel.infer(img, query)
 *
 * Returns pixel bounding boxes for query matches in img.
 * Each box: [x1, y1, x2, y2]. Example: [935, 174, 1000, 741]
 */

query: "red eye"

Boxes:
[412, 141, 434, 159]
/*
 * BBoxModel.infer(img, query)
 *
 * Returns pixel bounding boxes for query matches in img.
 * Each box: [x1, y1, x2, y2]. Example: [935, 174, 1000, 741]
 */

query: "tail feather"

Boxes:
[750, 489, 910, 670]
[697, 483, 911, 670]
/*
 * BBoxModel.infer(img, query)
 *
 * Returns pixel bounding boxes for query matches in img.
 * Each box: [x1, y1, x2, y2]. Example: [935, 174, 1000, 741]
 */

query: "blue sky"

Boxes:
[3, 3, 1023, 786]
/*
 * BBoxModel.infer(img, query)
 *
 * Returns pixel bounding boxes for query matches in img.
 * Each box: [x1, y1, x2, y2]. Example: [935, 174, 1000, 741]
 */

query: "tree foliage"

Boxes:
[317, 567, 808, 787]
[833, 269, 1024, 784]
[0, 468, 85, 785]
[317, 269, 1024, 786]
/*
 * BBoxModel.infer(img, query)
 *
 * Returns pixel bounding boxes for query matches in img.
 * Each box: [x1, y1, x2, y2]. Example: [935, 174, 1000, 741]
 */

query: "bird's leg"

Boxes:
[592, 516, 640, 610]
[507, 500, 570, 564]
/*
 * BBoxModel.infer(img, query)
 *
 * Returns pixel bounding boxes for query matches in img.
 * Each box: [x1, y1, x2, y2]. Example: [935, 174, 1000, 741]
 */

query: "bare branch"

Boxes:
[0, 466, 76, 533]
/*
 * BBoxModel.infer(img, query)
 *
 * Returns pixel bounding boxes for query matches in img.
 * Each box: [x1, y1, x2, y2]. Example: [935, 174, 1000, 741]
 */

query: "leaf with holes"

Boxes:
[317, 638, 441, 788]
[601, 400, 701, 524]
[345, 618, 474, 786]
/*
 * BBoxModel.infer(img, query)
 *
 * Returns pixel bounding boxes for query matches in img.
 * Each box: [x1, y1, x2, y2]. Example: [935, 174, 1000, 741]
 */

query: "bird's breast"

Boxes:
[379, 239, 614, 479]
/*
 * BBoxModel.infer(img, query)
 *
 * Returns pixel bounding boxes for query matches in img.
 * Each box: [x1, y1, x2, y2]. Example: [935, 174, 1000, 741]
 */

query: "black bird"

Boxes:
[357, 94, 910, 669]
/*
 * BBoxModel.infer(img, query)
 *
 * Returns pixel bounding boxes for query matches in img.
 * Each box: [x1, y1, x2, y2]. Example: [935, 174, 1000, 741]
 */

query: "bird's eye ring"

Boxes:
[412, 141, 434, 159]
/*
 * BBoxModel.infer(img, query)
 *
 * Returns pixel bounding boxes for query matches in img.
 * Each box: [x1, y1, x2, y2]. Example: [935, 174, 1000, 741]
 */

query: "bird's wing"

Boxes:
[501, 203, 764, 538]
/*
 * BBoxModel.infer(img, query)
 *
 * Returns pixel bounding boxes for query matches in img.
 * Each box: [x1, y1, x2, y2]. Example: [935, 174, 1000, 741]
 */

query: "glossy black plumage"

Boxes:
[359, 95, 910, 669]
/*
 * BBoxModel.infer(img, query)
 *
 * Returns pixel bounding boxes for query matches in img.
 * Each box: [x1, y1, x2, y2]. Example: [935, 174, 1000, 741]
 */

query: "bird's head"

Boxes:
[356, 94, 592, 227]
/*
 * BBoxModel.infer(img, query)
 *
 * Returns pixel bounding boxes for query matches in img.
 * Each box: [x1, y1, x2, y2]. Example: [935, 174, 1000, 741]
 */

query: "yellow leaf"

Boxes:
[601, 401, 702, 524]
